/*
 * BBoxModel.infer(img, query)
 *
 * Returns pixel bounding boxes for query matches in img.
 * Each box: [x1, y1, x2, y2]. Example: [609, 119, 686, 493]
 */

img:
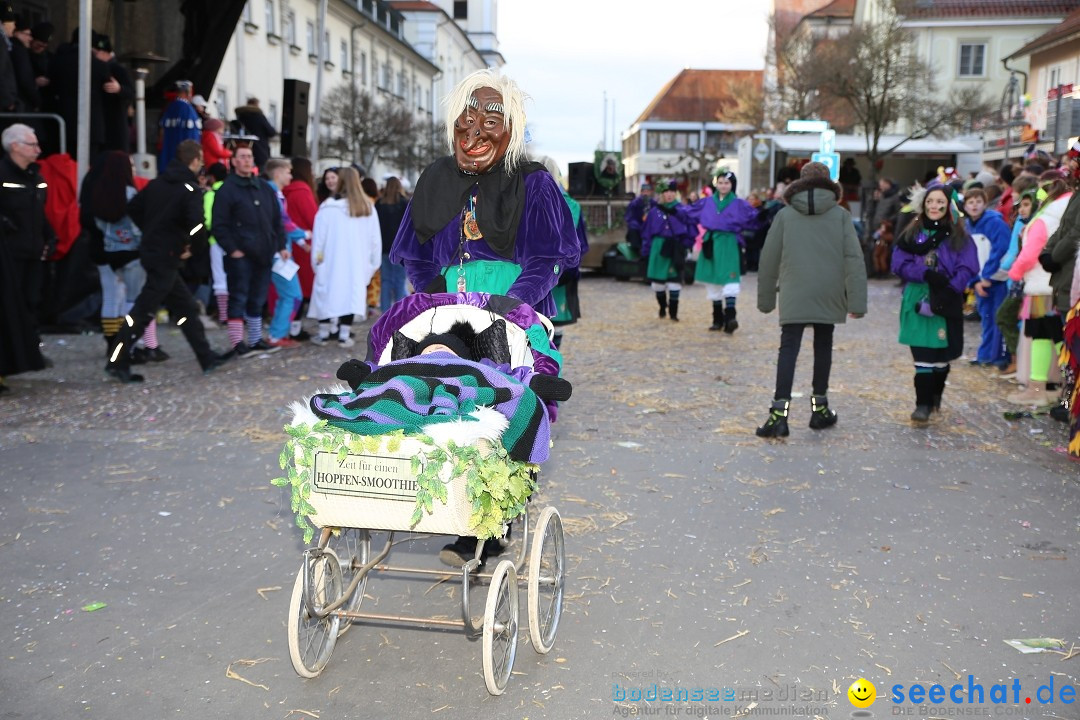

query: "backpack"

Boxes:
[96, 186, 142, 253]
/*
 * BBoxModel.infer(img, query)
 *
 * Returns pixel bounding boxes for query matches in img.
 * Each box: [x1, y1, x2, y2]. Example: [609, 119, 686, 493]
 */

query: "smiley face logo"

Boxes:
[848, 678, 876, 708]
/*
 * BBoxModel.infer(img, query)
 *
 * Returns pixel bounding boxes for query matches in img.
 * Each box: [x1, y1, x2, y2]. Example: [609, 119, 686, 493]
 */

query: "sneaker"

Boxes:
[266, 337, 301, 349]
[310, 334, 330, 346]
[104, 364, 144, 383]
[238, 340, 282, 358]
[200, 354, 230, 375]
[338, 337, 356, 348]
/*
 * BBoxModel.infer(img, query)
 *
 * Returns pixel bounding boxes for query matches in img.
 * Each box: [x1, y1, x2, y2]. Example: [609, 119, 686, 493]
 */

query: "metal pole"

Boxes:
[77, 0, 92, 192]
[1053, 84, 1064, 156]
[602, 90, 607, 149]
[310, 0, 328, 165]
[135, 68, 148, 157]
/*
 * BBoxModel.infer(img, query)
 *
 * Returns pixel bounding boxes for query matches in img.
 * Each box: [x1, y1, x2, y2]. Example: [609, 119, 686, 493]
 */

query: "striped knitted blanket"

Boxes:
[308, 353, 551, 463]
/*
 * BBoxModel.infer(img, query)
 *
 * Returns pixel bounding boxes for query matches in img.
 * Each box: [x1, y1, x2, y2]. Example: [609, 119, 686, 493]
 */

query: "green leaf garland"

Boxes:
[271, 422, 537, 544]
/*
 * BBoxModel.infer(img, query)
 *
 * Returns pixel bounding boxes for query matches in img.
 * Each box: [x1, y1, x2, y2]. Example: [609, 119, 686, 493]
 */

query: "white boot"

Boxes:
[338, 324, 354, 348]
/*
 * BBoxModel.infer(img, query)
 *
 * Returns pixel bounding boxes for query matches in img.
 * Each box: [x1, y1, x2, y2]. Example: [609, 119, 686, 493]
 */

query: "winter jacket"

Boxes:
[965, 208, 1012, 283]
[1009, 193, 1071, 297]
[892, 227, 979, 296]
[758, 175, 867, 324]
[376, 198, 409, 255]
[127, 158, 206, 265]
[210, 172, 285, 265]
[870, 184, 901, 234]
[1044, 191, 1080, 312]
[0, 154, 56, 261]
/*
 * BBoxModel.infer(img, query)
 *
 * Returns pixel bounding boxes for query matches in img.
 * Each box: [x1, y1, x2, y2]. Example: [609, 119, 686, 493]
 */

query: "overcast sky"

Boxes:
[498, 1, 772, 178]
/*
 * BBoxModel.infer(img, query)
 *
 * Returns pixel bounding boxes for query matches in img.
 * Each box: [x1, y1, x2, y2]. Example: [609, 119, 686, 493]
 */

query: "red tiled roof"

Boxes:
[387, 1, 441, 12]
[807, 0, 857, 18]
[1008, 4, 1080, 57]
[634, 69, 764, 124]
[896, 0, 1080, 18]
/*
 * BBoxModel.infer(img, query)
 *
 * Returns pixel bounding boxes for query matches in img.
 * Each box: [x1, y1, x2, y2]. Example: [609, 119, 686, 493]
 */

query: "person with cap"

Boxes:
[48, 28, 112, 157]
[105, 140, 229, 382]
[159, 80, 202, 170]
[640, 179, 695, 322]
[671, 167, 758, 332]
[191, 94, 209, 123]
[4, 10, 38, 114]
[624, 181, 652, 253]
[91, 33, 133, 153]
[755, 161, 867, 437]
[233, 97, 277, 170]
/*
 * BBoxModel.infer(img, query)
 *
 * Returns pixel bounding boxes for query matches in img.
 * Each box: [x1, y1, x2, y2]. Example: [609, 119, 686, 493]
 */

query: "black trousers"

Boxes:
[774, 323, 834, 401]
[112, 257, 214, 368]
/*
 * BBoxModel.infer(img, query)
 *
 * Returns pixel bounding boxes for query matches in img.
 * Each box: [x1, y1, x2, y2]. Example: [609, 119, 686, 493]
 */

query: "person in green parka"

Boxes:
[755, 162, 868, 437]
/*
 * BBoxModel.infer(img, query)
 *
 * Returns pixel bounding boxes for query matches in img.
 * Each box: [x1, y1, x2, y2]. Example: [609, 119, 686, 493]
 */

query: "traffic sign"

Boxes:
[811, 151, 841, 181]
[820, 129, 836, 154]
[753, 140, 770, 164]
[787, 119, 830, 133]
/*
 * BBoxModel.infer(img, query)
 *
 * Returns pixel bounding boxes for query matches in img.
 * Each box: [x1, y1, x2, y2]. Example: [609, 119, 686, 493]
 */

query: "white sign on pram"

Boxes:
[312, 452, 420, 502]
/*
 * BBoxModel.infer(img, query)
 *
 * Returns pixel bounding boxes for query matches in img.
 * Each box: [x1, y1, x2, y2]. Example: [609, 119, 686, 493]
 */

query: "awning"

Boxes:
[764, 133, 983, 155]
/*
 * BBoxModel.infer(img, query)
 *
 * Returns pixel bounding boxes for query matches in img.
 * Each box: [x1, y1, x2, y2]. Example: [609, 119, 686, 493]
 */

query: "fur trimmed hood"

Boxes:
[783, 176, 841, 216]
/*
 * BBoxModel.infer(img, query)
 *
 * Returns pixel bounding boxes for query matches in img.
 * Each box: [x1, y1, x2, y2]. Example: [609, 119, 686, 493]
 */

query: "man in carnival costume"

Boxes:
[389, 68, 580, 566]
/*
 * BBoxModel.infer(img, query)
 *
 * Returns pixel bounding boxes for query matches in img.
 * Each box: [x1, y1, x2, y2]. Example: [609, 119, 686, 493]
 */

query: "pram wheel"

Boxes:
[528, 506, 565, 654]
[482, 559, 518, 695]
[287, 551, 342, 678]
[330, 529, 370, 637]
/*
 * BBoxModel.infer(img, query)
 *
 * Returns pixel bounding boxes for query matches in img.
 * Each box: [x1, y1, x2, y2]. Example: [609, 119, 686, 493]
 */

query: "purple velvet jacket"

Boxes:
[677, 194, 758, 235]
[640, 202, 697, 257]
[390, 169, 580, 318]
[891, 231, 979, 295]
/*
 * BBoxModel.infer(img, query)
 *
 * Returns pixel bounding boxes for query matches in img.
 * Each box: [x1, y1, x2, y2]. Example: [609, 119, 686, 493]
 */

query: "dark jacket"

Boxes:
[0, 154, 56, 260]
[127, 159, 206, 265]
[758, 175, 867, 324]
[375, 198, 408, 255]
[1045, 191, 1080, 313]
[210, 172, 285, 264]
[9, 40, 39, 110]
[0, 40, 17, 111]
[233, 105, 277, 168]
[102, 59, 134, 153]
[871, 183, 901, 236]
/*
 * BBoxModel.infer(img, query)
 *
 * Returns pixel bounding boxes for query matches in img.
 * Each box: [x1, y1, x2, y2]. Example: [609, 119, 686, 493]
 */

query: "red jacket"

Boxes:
[201, 130, 232, 169]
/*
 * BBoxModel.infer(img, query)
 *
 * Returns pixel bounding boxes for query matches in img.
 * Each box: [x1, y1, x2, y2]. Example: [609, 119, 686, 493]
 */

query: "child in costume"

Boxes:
[891, 184, 979, 422]
[964, 187, 1013, 368]
[671, 168, 757, 332]
[641, 180, 695, 321]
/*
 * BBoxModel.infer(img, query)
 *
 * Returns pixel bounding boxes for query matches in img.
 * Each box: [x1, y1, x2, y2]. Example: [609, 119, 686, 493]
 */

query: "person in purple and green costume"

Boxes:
[641, 179, 696, 321]
[390, 69, 579, 323]
[389, 69, 579, 567]
[671, 168, 758, 332]
[891, 184, 979, 423]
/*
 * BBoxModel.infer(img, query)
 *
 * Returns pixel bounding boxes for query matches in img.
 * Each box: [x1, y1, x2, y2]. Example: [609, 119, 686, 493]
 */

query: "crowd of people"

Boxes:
[619, 146, 1080, 455]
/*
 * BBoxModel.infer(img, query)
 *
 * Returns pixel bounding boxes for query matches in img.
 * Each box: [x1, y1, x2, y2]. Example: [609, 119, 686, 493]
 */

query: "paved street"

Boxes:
[1, 274, 1076, 719]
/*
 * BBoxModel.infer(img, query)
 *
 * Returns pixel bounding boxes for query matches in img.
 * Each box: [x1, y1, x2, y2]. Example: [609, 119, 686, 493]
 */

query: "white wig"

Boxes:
[531, 154, 564, 188]
[443, 69, 529, 173]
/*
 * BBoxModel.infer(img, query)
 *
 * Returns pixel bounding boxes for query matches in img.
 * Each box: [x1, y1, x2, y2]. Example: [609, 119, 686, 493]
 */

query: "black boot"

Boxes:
[911, 373, 935, 422]
[709, 301, 723, 331]
[668, 298, 679, 322]
[930, 368, 948, 413]
[105, 328, 145, 383]
[656, 291, 667, 318]
[723, 306, 739, 334]
[756, 399, 790, 438]
[439, 528, 510, 567]
[808, 395, 838, 429]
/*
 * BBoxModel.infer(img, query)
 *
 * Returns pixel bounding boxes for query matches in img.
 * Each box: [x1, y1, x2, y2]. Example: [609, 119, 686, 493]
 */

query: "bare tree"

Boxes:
[320, 84, 415, 171]
[765, 13, 831, 132]
[725, 75, 767, 132]
[814, 7, 995, 181]
[388, 116, 445, 181]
